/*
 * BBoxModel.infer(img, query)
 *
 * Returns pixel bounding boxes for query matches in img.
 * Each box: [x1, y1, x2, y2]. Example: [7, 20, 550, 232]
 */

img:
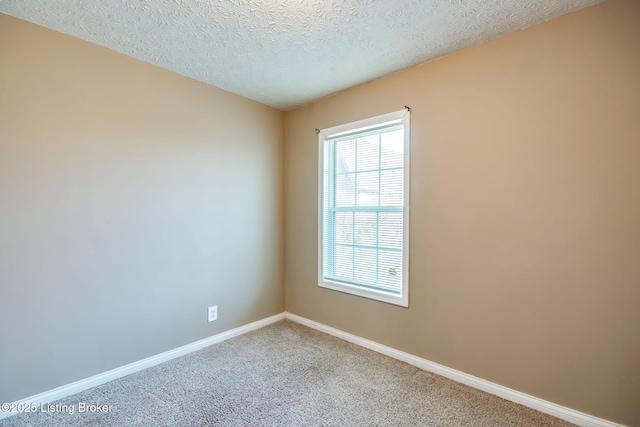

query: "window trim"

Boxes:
[317, 109, 410, 307]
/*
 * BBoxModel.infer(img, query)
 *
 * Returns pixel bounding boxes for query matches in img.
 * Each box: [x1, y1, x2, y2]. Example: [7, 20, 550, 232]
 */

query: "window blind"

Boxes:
[321, 122, 405, 295]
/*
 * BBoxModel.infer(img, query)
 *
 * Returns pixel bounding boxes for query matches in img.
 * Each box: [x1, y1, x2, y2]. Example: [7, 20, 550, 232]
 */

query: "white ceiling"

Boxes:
[1, 0, 602, 110]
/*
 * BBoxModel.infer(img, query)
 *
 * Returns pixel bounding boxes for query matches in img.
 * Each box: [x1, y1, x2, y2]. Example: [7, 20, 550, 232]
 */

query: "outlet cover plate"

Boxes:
[208, 306, 217, 322]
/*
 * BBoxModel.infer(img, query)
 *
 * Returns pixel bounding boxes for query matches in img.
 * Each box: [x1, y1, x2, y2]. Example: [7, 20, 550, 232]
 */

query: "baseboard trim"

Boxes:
[285, 312, 623, 427]
[0, 312, 286, 420]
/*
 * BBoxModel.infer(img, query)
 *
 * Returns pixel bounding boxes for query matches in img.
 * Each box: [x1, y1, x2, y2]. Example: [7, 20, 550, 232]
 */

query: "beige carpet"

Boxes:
[2, 320, 574, 426]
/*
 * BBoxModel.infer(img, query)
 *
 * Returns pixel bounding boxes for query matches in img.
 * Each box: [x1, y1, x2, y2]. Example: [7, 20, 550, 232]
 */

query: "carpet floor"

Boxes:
[2, 320, 574, 426]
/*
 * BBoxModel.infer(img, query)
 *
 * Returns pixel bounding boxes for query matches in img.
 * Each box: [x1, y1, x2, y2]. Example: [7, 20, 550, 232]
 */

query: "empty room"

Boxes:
[0, 0, 638, 426]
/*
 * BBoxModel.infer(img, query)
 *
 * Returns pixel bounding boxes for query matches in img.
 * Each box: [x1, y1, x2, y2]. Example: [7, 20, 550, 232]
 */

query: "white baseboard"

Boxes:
[3, 311, 623, 426]
[285, 312, 624, 427]
[0, 312, 285, 420]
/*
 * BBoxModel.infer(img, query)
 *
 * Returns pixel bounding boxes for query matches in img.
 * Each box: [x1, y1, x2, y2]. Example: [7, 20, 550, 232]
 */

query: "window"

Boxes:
[318, 109, 410, 307]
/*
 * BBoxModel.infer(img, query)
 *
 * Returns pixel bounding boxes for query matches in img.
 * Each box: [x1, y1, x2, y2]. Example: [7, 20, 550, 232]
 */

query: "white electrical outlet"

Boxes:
[207, 305, 217, 322]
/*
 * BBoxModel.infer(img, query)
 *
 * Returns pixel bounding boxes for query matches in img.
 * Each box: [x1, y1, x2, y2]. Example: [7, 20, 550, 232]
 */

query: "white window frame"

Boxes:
[318, 109, 410, 307]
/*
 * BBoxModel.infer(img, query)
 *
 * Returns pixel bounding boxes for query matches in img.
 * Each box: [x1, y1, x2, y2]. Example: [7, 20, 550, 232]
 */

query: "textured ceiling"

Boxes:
[1, 0, 602, 110]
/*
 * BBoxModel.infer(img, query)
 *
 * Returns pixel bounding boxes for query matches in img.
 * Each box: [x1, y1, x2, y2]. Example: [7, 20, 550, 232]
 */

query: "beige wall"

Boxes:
[284, 0, 640, 425]
[0, 13, 284, 403]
